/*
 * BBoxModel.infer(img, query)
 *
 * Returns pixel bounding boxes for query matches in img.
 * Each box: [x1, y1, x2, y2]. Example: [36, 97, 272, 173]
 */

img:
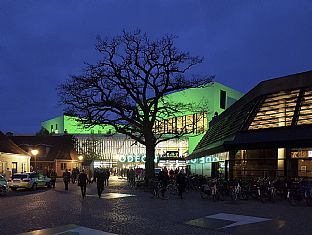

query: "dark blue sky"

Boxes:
[1, 0, 312, 134]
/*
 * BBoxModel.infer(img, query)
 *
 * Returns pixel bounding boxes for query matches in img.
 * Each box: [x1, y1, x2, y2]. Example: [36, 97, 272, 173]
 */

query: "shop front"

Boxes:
[187, 152, 228, 177]
[117, 153, 187, 170]
[290, 148, 312, 178]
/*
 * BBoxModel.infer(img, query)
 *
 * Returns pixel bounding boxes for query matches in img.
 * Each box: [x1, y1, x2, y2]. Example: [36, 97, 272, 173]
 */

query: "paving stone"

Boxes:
[0, 176, 311, 235]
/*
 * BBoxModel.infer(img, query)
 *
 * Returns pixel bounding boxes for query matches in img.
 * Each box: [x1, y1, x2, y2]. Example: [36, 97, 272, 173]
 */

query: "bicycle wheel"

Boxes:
[231, 190, 238, 201]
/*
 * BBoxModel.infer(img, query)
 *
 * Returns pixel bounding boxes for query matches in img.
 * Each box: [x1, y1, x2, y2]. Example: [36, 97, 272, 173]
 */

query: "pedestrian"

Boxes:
[176, 169, 186, 199]
[96, 169, 105, 198]
[129, 168, 135, 187]
[50, 168, 57, 189]
[92, 168, 98, 183]
[62, 169, 70, 191]
[88, 168, 93, 184]
[104, 168, 110, 186]
[71, 168, 77, 183]
[158, 168, 169, 198]
[78, 169, 89, 198]
[4, 168, 12, 181]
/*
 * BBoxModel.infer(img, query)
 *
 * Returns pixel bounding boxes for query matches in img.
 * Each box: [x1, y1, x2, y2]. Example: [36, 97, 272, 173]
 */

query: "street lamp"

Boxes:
[31, 149, 39, 172]
[78, 155, 84, 170]
[78, 155, 84, 161]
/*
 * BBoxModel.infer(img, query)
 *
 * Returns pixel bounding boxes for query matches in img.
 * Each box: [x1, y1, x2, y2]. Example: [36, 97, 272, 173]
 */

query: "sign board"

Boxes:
[187, 156, 220, 164]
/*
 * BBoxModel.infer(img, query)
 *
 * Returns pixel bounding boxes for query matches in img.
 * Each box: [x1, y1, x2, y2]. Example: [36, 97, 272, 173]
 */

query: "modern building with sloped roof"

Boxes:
[0, 133, 31, 175]
[189, 70, 312, 179]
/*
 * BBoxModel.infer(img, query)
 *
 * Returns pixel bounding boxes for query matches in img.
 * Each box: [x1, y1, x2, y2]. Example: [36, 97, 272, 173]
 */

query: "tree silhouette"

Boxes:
[58, 30, 211, 182]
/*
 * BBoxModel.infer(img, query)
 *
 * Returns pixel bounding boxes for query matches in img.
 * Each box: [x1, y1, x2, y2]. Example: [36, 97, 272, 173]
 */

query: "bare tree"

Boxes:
[58, 30, 212, 182]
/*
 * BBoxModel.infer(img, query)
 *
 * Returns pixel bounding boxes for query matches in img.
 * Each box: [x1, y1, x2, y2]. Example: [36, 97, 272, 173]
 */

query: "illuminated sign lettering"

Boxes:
[119, 155, 160, 163]
[187, 156, 220, 164]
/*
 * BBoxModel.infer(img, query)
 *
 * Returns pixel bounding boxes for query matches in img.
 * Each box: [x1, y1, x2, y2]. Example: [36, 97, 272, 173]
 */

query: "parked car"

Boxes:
[0, 174, 8, 195]
[8, 172, 51, 191]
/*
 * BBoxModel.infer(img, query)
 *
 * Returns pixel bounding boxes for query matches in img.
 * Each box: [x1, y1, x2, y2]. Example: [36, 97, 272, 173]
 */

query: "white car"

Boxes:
[8, 172, 51, 191]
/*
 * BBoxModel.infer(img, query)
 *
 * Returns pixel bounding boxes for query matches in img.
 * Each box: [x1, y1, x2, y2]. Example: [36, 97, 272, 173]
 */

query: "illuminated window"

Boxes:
[154, 112, 208, 135]
[248, 90, 299, 130]
[297, 89, 312, 125]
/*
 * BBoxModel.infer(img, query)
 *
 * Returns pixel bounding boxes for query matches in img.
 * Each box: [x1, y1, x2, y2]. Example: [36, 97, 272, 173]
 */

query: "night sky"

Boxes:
[1, 0, 312, 134]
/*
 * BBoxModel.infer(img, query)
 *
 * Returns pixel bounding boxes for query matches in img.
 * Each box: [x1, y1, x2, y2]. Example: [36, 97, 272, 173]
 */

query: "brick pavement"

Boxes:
[0, 176, 311, 235]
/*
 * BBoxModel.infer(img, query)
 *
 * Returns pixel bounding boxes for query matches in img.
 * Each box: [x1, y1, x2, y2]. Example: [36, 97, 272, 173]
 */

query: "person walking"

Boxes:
[78, 169, 89, 198]
[129, 168, 135, 188]
[158, 168, 169, 198]
[62, 169, 71, 191]
[176, 169, 186, 199]
[96, 169, 105, 198]
[71, 168, 77, 183]
[4, 168, 12, 181]
[50, 169, 57, 189]
[105, 168, 110, 186]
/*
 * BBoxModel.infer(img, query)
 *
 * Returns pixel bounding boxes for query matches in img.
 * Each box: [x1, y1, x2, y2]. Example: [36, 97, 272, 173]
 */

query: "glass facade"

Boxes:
[249, 90, 299, 130]
[291, 148, 312, 178]
[74, 135, 188, 169]
[249, 88, 312, 130]
[154, 112, 208, 135]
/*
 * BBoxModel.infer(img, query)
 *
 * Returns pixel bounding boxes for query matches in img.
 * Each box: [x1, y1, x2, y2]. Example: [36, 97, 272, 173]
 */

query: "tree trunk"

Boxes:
[145, 143, 156, 184]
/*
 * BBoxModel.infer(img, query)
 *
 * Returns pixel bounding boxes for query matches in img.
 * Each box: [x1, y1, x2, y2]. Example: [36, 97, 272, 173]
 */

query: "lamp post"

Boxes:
[78, 155, 84, 170]
[31, 149, 39, 172]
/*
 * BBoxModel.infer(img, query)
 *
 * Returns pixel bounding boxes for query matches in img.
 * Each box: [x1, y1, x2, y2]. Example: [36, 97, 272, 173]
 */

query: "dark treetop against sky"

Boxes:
[1, 0, 312, 134]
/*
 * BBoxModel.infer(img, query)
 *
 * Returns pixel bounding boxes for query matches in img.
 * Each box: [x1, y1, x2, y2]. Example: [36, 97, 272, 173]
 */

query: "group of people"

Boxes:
[61, 167, 81, 191]
[62, 167, 110, 199]
[61, 166, 186, 199]
[158, 167, 187, 199]
[93, 168, 110, 186]
[126, 168, 145, 187]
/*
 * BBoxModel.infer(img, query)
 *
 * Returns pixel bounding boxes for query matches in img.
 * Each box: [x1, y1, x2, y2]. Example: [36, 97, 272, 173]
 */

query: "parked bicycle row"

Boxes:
[198, 176, 312, 206]
[141, 173, 312, 206]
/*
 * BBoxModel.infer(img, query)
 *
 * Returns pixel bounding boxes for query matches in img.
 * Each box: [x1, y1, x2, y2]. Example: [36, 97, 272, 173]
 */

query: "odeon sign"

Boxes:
[187, 156, 220, 164]
[119, 155, 160, 163]
[119, 154, 219, 164]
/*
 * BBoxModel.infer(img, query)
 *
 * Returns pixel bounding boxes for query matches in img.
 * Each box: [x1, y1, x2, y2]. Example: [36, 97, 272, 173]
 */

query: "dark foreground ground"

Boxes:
[0, 176, 311, 235]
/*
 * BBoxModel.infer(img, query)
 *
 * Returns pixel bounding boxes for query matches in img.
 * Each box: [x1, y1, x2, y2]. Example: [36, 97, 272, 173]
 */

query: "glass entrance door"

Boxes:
[12, 162, 17, 174]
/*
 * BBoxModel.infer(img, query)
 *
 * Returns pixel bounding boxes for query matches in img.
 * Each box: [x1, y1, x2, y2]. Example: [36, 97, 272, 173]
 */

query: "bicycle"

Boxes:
[151, 179, 169, 200]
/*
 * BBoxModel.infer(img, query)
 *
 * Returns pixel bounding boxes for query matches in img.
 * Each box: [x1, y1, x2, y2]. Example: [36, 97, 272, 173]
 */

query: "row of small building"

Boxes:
[1, 70, 312, 178]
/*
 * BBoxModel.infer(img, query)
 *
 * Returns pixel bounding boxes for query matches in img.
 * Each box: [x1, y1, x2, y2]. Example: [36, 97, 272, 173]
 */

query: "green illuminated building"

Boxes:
[42, 82, 243, 169]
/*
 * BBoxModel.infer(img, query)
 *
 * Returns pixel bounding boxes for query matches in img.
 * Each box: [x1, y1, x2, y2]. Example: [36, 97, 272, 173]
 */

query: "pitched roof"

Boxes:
[0, 133, 29, 155]
[9, 135, 79, 161]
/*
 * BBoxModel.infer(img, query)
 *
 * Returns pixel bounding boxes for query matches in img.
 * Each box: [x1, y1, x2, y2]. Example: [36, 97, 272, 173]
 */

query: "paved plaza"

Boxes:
[0, 176, 311, 235]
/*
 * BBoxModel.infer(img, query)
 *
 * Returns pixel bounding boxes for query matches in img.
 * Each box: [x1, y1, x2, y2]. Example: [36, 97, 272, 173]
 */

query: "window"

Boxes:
[51, 125, 54, 132]
[220, 90, 226, 109]
[248, 90, 299, 130]
[55, 124, 58, 130]
[61, 163, 67, 170]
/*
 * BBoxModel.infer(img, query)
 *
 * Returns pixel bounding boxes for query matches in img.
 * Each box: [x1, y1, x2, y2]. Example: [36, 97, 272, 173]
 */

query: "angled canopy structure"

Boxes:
[190, 70, 312, 159]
